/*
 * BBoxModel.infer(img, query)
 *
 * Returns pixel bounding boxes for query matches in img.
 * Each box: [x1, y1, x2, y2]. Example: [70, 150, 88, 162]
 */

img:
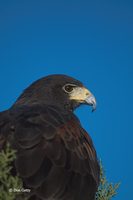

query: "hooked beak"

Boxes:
[69, 86, 97, 112]
[85, 94, 97, 112]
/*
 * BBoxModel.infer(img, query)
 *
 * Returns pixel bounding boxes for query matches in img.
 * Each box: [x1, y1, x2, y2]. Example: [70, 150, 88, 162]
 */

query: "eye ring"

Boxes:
[63, 84, 76, 93]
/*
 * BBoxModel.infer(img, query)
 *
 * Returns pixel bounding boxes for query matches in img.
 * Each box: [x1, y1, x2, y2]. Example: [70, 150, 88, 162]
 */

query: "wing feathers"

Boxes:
[0, 105, 99, 200]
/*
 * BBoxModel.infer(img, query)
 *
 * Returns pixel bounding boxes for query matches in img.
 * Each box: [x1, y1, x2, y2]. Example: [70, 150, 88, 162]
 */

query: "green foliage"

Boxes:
[0, 144, 120, 200]
[96, 162, 120, 200]
[0, 143, 23, 200]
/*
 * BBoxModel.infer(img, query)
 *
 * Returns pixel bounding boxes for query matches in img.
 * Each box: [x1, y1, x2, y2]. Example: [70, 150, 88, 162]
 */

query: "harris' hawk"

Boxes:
[0, 74, 100, 200]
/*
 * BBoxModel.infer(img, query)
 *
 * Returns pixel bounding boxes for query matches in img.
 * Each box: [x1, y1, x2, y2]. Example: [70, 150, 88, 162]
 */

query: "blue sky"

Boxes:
[0, 0, 133, 199]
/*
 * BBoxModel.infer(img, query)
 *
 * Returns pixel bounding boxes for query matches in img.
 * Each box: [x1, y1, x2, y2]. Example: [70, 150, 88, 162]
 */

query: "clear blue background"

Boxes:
[0, 0, 133, 199]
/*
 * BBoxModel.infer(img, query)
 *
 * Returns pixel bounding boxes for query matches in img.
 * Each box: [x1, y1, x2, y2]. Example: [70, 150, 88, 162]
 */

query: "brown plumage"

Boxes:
[0, 74, 100, 200]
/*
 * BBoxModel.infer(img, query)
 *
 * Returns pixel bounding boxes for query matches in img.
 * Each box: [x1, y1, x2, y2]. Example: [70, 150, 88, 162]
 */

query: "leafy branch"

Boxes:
[0, 143, 23, 200]
[95, 161, 120, 200]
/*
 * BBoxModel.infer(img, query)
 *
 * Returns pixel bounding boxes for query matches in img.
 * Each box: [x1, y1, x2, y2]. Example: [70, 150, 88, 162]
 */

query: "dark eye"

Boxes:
[63, 84, 76, 93]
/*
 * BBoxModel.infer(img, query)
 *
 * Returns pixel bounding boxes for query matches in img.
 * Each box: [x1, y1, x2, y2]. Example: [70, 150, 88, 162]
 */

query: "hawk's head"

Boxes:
[15, 74, 96, 112]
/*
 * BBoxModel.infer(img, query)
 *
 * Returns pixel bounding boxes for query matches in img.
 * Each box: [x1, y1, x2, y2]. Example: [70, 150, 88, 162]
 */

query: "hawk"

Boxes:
[0, 74, 100, 200]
